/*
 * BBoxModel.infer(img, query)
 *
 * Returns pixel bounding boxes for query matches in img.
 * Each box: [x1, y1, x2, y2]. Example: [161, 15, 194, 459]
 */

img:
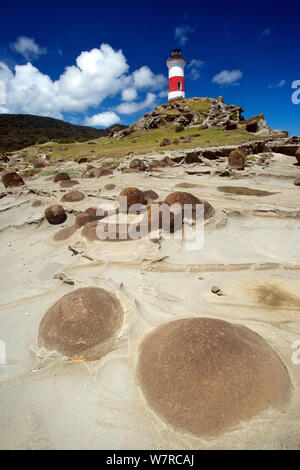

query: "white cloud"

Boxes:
[187, 59, 205, 80]
[0, 43, 166, 119]
[121, 88, 137, 101]
[11, 36, 47, 61]
[133, 66, 166, 90]
[267, 79, 286, 89]
[116, 92, 156, 115]
[212, 69, 243, 86]
[260, 28, 271, 38]
[174, 25, 194, 47]
[158, 90, 168, 98]
[85, 111, 120, 127]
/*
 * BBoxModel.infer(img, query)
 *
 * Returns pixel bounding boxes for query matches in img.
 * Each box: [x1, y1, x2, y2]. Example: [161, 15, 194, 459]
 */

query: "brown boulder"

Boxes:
[129, 159, 147, 171]
[137, 317, 291, 437]
[38, 287, 123, 359]
[77, 157, 88, 164]
[97, 169, 113, 177]
[44, 205, 67, 225]
[148, 159, 169, 170]
[119, 187, 147, 213]
[295, 147, 300, 164]
[53, 172, 70, 183]
[59, 179, 80, 188]
[228, 149, 246, 170]
[164, 191, 215, 220]
[61, 190, 85, 202]
[104, 184, 116, 190]
[184, 151, 202, 164]
[75, 207, 107, 227]
[143, 189, 159, 201]
[2, 172, 25, 188]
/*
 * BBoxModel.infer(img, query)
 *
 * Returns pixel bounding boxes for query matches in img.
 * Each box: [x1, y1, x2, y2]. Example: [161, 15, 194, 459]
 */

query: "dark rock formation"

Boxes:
[119, 187, 147, 213]
[228, 149, 246, 170]
[2, 171, 25, 188]
[44, 205, 67, 224]
[38, 287, 123, 359]
[164, 191, 215, 220]
[61, 190, 85, 202]
[53, 172, 70, 183]
[129, 159, 147, 171]
[75, 207, 107, 227]
[97, 169, 113, 177]
[137, 317, 291, 437]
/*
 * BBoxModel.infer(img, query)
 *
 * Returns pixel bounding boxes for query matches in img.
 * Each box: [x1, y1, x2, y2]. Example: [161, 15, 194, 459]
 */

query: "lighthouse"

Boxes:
[166, 49, 187, 101]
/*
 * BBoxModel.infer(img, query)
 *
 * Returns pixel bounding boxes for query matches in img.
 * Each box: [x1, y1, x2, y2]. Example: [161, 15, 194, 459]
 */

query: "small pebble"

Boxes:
[211, 285, 223, 296]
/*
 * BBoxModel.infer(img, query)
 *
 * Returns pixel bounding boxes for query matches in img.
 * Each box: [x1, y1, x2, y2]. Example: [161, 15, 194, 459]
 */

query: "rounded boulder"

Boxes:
[38, 287, 123, 359]
[137, 317, 291, 437]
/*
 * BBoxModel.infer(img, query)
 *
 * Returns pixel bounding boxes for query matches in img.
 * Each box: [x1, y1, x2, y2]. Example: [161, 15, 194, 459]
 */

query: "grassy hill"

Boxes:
[0, 114, 127, 152]
[2, 99, 268, 167]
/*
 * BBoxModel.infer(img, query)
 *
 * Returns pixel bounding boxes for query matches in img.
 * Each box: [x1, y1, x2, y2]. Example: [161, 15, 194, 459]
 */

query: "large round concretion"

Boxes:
[38, 287, 123, 360]
[137, 317, 291, 437]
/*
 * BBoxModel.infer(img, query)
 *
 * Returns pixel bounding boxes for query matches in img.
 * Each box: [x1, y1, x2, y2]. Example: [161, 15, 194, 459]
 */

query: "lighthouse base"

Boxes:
[168, 91, 185, 101]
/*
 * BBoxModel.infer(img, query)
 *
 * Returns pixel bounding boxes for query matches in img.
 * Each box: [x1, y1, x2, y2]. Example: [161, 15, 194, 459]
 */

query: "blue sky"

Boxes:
[0, 0, 299, 135]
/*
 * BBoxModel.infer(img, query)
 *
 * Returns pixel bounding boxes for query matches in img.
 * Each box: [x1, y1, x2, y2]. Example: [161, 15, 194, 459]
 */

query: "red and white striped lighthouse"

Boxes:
[167, 49, 186, 101]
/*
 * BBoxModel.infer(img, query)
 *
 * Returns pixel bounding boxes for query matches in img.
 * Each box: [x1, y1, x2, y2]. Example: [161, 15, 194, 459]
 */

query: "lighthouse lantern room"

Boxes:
[167, 49, 186, 101]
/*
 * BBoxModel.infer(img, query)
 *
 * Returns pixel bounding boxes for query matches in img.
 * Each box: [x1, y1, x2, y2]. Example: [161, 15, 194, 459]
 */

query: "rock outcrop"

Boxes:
[108, 97, 286, 139]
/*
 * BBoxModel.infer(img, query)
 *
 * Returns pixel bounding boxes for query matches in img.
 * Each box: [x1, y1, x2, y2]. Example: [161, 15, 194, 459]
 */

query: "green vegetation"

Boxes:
[21, 168, 41, 177]
[39, 169, 56, 177]
[181, 99, 211, 114]
[30, 124, 261, 164]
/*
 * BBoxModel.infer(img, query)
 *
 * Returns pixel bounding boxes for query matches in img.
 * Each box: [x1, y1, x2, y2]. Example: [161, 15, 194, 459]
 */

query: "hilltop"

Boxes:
[111, 96, 287, 140]
[0, 114, 127, 152]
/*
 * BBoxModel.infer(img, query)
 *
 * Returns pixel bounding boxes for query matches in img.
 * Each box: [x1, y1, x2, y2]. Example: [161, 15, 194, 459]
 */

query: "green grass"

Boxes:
[29, 125, 261, 166]
[21, 168, 41, 177]
[181, 99, 211, 114]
